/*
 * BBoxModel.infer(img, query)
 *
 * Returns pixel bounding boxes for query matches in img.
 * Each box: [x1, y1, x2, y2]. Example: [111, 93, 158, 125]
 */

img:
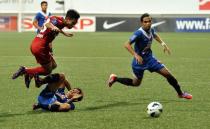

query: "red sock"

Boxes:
[25, 66, 49, 76]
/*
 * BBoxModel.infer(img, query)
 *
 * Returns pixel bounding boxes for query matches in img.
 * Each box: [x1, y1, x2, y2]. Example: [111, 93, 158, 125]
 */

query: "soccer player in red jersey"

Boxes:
[12, 9, 80, 88]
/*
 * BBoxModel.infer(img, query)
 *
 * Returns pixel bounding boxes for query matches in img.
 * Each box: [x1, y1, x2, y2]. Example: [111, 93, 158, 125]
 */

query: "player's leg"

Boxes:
[25, 62, 54, 76]
[34, 73, 61, 87]
[24, 53, 51, 88]
[12, 54, 55, 87]
[25, 44, 57, 76]
[22, 63, 53, 88]
[156, 67, 192, 99]
[12, 57, 57, 80]
[108, 67, 144, 87]
[50, 56, 57, 70]
[108, 74, 142, 87]
[146, 56, 192, 99]
[145, 55, 192, 99]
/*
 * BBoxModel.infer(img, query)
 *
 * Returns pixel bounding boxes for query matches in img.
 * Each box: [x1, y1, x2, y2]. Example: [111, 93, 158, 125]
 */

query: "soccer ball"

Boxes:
[147, 102, 163, 117]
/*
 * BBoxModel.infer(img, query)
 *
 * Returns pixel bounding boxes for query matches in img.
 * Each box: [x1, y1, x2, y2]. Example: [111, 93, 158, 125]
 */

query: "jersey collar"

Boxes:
[139, 27, 152, 39]
[39, 11, 50, 17]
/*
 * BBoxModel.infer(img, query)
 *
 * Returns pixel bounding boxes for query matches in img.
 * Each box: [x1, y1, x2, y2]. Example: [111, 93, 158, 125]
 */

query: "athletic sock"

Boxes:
[25, 66, 49, 76]
[116, 77, 134, 86]
[167, 76, 183, 95]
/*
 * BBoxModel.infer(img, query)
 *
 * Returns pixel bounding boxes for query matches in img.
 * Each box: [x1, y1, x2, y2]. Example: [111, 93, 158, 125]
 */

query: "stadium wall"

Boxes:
[0, 0, 210, 32]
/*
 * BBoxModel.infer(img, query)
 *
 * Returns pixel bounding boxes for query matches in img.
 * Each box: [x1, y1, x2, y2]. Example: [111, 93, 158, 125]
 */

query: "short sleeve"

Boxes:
[34, 13, 40, 21]
[129, 31, 141, 44]
[50, 17, 58, 26]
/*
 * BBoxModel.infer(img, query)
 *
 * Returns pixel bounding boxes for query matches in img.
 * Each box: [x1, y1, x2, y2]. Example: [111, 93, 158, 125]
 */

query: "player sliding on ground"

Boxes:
[33, 73, 83, 112]
[108, 13, 192, 99]
[12, 9, 80, 88]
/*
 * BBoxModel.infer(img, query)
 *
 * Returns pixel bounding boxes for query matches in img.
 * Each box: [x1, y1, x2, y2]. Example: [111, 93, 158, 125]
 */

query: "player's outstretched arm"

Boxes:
[154, 34, 171, 55]
[45, 22, 61, 32]
[60, 29, 74, 37]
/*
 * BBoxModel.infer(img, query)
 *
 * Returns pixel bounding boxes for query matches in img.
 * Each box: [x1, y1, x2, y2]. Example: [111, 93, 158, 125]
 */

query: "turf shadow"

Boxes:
[82, 101, 147, 111]
[0, 110, 50, 119]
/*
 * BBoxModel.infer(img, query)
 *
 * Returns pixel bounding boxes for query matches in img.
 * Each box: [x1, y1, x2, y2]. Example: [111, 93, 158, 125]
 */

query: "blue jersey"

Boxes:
[129, 27, 164, 79]
[55, 88, 75, 110]
[129, 27, 157, 57]
[34, 11, 51, 33]
[55, 88, 68, 103]
[38, 85, 75, 110]
[38, 84, 57, 109]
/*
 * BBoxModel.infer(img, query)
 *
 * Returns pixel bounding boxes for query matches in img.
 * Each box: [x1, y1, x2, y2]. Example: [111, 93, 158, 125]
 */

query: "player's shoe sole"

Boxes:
[108, 74, 117, 87]
[12, 66, 25, 79]
[178, 92, 192, 99]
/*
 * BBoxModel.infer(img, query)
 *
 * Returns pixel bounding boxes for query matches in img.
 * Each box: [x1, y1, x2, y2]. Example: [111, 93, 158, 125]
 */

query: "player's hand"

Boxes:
[134, 53, 143, 64]
[71, 94, 83, 102]
[51, 26, 60, 32]
[60, 95, 66, 100]
[163, 45, 171, 55]
[65, 33, 73, 37]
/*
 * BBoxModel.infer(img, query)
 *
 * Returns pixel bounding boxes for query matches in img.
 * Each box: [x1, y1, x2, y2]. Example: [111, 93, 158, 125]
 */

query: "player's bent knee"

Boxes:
[52, 63, 57, 69]
[45, 69, 52, 75]
[59, 73, 65, 81]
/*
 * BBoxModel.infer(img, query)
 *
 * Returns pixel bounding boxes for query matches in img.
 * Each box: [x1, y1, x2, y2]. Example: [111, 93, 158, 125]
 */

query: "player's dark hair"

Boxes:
[140, 13, 150, 22]
[76, 88, 82, 94]
[74, 88, 83, 102]
[41, 1, 48, 5]
[66, 9, 80, 19]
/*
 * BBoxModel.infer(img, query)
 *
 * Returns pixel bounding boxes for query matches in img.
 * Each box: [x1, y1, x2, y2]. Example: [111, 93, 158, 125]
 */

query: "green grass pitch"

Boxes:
[0, 32, 209, 129]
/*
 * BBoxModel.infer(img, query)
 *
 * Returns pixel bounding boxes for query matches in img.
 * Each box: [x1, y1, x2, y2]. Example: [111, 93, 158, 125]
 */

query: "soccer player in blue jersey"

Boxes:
[33, 1, 51, 33]
[33, 1, 53, 54]
[108, 13, 192, 99]
[33, 73, 83, 112]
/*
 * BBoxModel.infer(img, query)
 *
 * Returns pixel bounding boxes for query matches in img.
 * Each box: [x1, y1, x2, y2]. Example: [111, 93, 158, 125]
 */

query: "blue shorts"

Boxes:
[38, 95, 57, 110]
[132, 55, 164, 79]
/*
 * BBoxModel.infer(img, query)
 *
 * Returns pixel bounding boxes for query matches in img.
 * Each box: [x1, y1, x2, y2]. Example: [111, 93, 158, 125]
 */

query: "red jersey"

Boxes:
[30, 16, 66, 64]
[36, 16, 66, 45]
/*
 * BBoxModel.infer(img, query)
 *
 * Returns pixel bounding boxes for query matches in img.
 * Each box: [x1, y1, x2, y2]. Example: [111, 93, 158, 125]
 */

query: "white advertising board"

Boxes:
[21, 15, 96, 32]
[64, 0, 210, 14]
[0, 0, 65, 13]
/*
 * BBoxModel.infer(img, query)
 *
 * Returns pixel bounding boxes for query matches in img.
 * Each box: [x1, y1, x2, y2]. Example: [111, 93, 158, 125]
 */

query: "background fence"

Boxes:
[0, 0, 210, 32]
